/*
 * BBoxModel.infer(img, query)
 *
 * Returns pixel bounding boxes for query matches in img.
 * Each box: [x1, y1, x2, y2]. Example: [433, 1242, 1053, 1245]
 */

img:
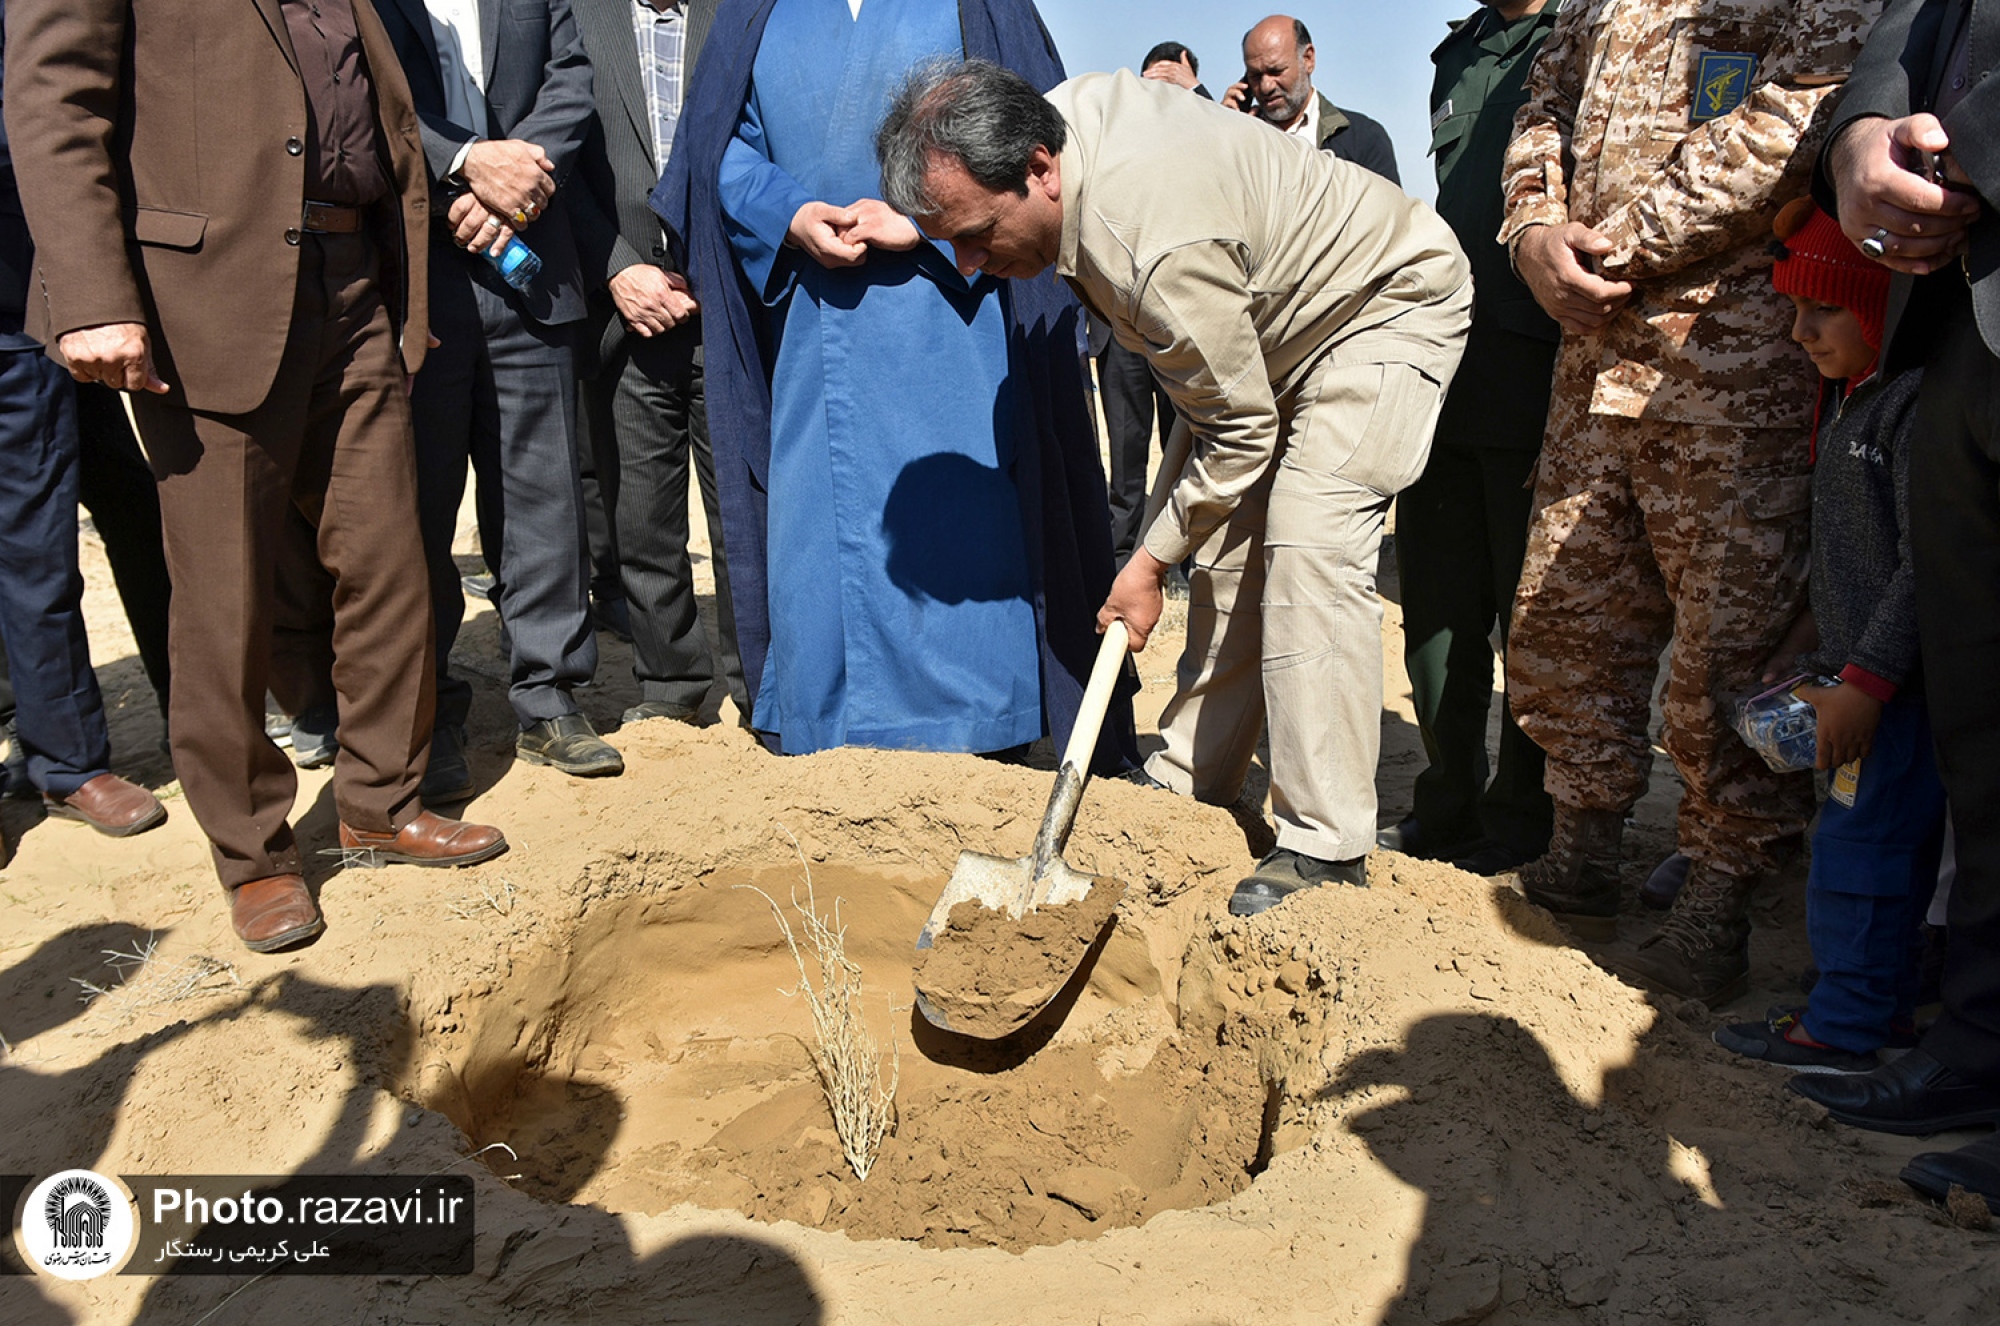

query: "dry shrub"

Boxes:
[72, 935, 241, 1020]
[744, 834, 898, 1180]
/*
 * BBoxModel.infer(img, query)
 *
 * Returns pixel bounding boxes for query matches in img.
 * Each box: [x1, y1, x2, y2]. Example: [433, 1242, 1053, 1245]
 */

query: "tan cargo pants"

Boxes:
[1144, 302, 1469, 863]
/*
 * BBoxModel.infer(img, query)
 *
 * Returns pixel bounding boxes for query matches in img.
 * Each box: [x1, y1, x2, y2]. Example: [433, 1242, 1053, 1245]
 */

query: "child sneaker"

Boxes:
[1714, 1009, 1879, 1074]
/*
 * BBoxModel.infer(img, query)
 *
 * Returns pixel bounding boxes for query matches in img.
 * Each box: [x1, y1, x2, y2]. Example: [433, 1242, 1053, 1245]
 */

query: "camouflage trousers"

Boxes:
[1506, 353, 1814, 878]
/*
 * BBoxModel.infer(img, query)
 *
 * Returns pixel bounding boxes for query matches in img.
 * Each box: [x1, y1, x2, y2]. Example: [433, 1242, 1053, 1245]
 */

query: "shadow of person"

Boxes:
[1328, 1012, 1701, 1325]
[0, 923, 241, 1324]
[620, 1232, 826, 1325]
[125, 968, 633, 1321]
[882, 451, 1040, 606]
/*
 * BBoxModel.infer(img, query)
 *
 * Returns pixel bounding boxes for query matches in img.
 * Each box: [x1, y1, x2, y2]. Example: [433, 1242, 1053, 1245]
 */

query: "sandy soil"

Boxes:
[3, 446, 1996, 1325]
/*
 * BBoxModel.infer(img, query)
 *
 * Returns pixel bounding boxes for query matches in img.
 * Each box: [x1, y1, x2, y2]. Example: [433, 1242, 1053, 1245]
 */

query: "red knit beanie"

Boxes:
[1770, 198, 1890, 352]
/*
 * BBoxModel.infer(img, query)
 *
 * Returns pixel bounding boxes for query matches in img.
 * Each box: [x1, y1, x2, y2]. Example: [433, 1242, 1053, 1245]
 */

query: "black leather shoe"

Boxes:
[1375, 815, 1477, 861]
[1787, 1049, 2000, 1135]
[420, 723, 474, 803]
[1451, 840, 1540, 876]
[621, 700, 699, 726]
[1901, 1131, 2000, 1214]
[1229, 849, 1367, 916]
[517, 714, 624, 777]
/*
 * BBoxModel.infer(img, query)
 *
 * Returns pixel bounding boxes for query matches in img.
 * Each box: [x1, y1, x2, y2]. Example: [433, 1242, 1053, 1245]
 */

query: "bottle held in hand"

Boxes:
[486, 234, 542, 291]
[1734, 674, 1842, 772]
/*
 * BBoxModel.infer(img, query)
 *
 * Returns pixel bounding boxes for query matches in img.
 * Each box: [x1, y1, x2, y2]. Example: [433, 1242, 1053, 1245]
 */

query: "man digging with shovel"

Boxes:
[879, 60, 1470, 917]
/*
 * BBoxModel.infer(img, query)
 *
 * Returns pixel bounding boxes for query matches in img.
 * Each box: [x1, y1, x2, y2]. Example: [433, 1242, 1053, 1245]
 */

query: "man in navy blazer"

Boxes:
[0, 0, 164, 844]
[374, 0, 624, 792]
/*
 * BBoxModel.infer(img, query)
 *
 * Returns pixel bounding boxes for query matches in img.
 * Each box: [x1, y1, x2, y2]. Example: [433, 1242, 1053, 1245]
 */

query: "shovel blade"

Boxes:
[916, 850, 1033, 951]
[913, 851, 1123, 1038]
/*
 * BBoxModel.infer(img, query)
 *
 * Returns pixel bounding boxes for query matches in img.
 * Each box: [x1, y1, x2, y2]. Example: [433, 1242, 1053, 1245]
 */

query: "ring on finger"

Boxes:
[1860, 227, 1890, 260]
[482, 216, 501, 230]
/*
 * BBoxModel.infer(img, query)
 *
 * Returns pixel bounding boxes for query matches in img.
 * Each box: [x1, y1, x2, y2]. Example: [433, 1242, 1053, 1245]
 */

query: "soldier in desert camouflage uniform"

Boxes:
[1498, 0, 1884, 1001]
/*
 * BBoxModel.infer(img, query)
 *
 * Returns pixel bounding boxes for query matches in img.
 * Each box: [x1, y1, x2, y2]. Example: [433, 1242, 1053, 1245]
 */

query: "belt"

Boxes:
[301, 201, 365, 234]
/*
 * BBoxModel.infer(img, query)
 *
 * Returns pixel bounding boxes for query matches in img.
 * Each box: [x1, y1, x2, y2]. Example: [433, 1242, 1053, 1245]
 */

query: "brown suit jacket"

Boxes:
[1, 0, 431, 415]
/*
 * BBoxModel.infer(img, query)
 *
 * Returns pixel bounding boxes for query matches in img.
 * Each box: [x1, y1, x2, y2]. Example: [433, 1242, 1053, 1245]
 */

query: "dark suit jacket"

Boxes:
[373, 0, 597, 326]
[1, 0, 432, 414]
[1817, 0, 2000, 359]
[570, 0, 715, 370]
[1313, 93, 1401, 187]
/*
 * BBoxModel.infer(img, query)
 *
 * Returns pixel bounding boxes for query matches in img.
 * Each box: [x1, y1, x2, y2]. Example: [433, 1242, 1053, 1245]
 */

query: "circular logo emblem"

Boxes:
[19, 1169, 137, 1280]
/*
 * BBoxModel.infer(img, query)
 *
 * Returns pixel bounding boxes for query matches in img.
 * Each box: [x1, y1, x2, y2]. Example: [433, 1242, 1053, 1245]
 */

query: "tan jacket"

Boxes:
[1498, 0, 1881, 429]
[1049, 73, 1468, 564]
[3, 0, 431, 415]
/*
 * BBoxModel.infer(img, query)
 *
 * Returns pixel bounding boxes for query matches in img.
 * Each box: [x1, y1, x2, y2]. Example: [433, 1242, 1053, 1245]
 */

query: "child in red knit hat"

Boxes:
[1715, 200, 1947, 1075]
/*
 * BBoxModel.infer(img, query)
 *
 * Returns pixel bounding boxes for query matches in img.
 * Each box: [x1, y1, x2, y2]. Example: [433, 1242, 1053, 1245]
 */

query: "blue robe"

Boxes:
[651, 0, 1139, 770]
[719, 0, 1038, 753]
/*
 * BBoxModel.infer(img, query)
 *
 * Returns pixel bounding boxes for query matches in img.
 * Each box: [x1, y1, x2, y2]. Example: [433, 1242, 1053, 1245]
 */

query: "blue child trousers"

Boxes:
[1805, 694, 1948, 1052]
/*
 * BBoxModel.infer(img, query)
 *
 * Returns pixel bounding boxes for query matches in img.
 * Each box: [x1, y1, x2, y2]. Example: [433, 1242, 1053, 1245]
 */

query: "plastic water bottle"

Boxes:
[484, 235, 542, 291]
[1733, 674, 1839, 772]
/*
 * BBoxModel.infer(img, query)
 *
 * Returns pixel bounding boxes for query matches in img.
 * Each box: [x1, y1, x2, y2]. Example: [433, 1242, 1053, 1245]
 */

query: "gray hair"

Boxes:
[876, 58, 1068, 217]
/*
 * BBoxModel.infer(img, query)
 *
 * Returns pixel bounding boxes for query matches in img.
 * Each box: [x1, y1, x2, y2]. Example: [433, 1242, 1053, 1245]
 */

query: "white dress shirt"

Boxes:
[1281, 91, 1320, 145]
[424, 0, 491, 140]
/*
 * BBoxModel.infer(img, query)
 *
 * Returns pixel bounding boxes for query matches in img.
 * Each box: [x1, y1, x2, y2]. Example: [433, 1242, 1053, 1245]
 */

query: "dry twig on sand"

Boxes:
[71, 934, 241, 1015]
[744, 832, 898, 1181]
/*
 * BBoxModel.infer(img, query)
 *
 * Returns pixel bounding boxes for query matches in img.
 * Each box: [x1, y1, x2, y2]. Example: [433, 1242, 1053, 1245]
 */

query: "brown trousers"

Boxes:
[134, 232, 434, 888]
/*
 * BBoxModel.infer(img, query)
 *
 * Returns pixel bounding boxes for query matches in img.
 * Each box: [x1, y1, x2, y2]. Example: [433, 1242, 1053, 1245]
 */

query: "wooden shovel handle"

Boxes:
[1059, 619, 1128, 774]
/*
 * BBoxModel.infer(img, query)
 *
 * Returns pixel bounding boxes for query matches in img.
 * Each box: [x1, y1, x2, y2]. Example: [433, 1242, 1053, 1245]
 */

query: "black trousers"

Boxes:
[580, 331, 747, 714]
[577, 415, 622, 606]
[412, 243, 596, 731]
[1396, 441, 1551, 851]
[1394, 326, 1556, 852]
[1096, 339, 1177, 562]
[1912, 292, 2000, 1083]
[75, 383, 172, 713]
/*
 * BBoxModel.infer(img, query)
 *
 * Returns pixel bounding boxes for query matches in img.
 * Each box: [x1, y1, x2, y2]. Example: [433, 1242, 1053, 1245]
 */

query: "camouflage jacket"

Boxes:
[1499, 0, 1882, 428]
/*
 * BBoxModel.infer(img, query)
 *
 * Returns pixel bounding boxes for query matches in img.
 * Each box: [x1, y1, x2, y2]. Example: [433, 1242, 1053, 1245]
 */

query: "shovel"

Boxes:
[912, 617, 1131, 1037]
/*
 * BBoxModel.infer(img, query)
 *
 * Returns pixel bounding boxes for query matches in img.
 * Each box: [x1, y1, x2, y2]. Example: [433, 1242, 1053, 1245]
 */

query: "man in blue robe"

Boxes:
[652, 0, 1132, 763]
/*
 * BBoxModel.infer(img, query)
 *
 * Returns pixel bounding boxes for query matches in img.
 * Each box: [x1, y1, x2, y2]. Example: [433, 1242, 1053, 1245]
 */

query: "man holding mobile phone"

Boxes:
[1222, 15, 1400, 185]
[1783, 0, 2000, 1217]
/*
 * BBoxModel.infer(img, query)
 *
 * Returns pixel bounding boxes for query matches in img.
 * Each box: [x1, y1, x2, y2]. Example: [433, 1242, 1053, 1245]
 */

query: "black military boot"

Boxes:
[1517, 806, 1625, 940]
[1612, 862, 1756, 1005]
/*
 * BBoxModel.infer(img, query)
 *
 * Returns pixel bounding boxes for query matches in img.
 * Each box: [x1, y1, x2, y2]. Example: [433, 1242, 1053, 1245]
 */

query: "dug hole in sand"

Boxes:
[4, 515, 1997, 1323]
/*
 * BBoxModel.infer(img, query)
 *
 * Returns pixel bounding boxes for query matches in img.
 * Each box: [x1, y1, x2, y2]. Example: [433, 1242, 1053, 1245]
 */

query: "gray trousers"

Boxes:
[413, 249, 595, 730]
[1145, 306, 1467, 862]
[579, 332, 748, 714]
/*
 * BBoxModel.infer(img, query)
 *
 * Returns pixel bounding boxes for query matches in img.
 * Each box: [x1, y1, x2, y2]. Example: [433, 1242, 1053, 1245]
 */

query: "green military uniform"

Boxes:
[1392, 0, 1563, 862]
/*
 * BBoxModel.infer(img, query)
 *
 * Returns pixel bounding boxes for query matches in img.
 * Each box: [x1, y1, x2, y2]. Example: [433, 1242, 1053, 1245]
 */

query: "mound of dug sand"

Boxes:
[6, 726, 1999, 1323]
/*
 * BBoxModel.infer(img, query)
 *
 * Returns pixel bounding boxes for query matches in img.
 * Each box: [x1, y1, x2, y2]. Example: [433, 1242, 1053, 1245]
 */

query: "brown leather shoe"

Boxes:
[230, 874, 325, 953]
[338, 810, 507, 867]
[43, 773, 167, 837]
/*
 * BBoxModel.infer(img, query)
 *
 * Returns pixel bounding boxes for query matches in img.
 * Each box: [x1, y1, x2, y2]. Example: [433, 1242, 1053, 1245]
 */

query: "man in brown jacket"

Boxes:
[3, 0, 506, 952]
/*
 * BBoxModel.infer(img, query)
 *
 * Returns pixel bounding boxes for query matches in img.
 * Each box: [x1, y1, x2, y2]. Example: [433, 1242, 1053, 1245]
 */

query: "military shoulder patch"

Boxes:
[1692, 52, 1758, 123]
